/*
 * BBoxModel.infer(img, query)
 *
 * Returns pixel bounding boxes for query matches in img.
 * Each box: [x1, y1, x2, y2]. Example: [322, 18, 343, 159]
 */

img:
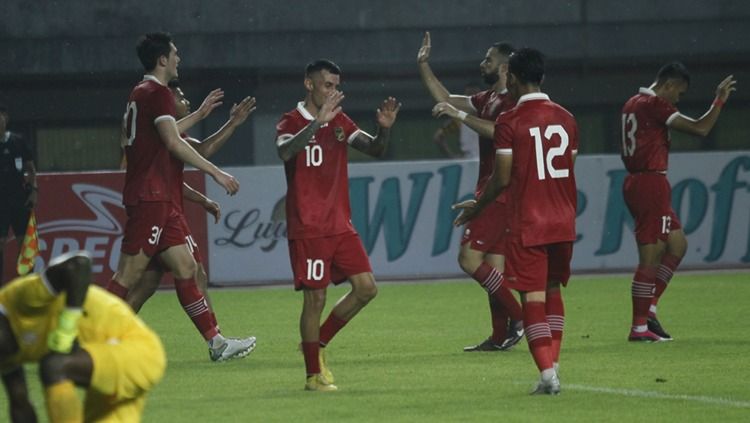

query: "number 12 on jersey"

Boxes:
[529, 125, 570, 180]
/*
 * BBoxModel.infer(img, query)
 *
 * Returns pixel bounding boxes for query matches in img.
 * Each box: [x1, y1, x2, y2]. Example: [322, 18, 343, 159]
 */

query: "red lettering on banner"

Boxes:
[1, 171, 209, 286]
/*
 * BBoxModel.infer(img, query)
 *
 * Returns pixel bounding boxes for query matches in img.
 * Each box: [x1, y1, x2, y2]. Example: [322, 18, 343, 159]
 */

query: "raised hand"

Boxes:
[452, 199, 478, 226]
[432, 102, 460, 119]
[417, 31, 431, 64]
[196, 88, 225, 119]
[213, 169, 239, 195]
[229, 96, 257, 127]
[376, 97, 402, 129]
[316, 90, 344, 125]
[716, 75, 737, 103]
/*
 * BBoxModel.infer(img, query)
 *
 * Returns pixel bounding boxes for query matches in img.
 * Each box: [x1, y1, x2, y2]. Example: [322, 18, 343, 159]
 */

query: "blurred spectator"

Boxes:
[0, 104, 37, 283]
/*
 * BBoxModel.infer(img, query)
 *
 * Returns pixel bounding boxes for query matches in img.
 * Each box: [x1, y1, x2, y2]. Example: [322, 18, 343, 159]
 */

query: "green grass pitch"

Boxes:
[4, 272, 749, 422]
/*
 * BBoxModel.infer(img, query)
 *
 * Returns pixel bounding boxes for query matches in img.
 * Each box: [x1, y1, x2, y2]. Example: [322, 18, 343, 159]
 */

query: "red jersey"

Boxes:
[122, 75, 177, 206]
[495, 93, 578, 247]
[276, 102, 361, 240]
[620, 87, 680, 173]
[470, 89, 516, 197]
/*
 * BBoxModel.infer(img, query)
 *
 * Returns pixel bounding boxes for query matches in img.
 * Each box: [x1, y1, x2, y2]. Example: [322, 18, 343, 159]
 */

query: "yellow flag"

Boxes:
[17, 211, 40, 276]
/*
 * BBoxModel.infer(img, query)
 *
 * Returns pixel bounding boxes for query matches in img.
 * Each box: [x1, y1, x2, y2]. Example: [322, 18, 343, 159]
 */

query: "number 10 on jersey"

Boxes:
[305, 144, 323, 167]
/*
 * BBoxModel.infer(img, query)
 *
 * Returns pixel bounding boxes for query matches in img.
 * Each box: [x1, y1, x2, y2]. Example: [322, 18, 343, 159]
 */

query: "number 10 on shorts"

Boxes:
[306, 259, 324, 281]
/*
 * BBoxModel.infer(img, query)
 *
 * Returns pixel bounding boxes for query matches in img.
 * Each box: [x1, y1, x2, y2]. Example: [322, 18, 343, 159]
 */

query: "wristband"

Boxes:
[58, 308, 83, 331]
[713, 97, 725, 108]
[48, 308, 83, 353]
[456, 111, 468, 122]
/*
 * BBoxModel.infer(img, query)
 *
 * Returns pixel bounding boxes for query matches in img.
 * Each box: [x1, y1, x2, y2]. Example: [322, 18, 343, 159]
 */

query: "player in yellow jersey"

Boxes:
[0, 251, 166, 422]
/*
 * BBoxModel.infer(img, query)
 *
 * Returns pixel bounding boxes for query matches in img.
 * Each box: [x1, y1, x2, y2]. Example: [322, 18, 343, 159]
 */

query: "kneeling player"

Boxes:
[1, 251, 166, 422]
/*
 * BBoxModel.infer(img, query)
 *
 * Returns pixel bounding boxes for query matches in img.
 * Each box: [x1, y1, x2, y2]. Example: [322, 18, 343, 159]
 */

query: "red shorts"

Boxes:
[461, 200, 508, 254]
[288, 232, 372, 291]
[121, 202, 188, 257]
[623, 173, 682, 244]
[504, 236, 573, 292]
[144, 214, 201, 272]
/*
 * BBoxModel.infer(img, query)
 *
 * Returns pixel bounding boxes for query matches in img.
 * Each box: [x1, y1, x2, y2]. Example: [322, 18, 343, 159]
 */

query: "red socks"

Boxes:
[319, 313, 348, 347]
[472, 263, 523, 321]
[631, 265, 656, 327]
[545, 289, 564, 363]
[652, 254, 681, 312]
[524, 300, 553, 372]
[301, 341, 321, 376]
[489, 296, 509, 344]
[174, 278, 218, 340]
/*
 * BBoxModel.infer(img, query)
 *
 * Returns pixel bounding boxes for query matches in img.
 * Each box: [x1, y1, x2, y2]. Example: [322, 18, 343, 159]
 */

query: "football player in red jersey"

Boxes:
[276, 59, 400, 391]
[621, 63, 736, 342]
[455, 48, 578, 395]
[123, 79, 259, 361]
[107, 32, 251, 361]
[418, 31, 524, 352]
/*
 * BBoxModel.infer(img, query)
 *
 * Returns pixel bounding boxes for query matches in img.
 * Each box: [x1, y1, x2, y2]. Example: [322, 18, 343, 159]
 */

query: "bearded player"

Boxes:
[418, 31, 524, 351]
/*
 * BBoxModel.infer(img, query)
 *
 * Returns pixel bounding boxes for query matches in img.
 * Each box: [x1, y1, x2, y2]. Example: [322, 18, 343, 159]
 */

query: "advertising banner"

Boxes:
[1, 170, 208, 285]
[206, 152, 750, 285]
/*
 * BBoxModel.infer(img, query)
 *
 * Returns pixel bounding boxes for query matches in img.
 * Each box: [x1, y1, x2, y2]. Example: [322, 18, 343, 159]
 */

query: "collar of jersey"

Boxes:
[516, 92, 550, 105]
[639, 87, 657, 96]
[142, 74, 166, 86]
[297, 101, 329, 127]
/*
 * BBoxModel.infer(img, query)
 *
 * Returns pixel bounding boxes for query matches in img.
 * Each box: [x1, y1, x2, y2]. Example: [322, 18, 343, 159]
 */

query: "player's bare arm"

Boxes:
[176, 88, 225, 133]
[453, 152, 512, 226]
[277, 91, 344, 161]
[417, 31, 475, 112]
[432, 102, 495, 138]
[351, 97, 401, 158]
[194, 96, 257, 159]
[669, 75, 737, 137]
[156, 119, 240, 195]
[183, 182, 221, 224]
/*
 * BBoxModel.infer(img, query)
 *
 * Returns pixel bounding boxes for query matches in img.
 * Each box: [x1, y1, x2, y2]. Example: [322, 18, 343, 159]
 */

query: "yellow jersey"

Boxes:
[0, 273, 154, 373]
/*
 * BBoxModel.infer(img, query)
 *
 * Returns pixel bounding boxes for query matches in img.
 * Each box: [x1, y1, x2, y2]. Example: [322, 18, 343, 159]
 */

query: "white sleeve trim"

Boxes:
[275, 134, 294, 147]
[572, 149, 579, 153]
[666, 111, 681, 126]
[0, 303, 6, 316]
[496, 148, 513, 155]
[154, 115, 176, 125]
[348, 129, 373, 145]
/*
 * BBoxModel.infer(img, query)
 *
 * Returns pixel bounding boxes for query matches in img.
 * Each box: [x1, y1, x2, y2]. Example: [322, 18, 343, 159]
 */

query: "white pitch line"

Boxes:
[564, 383, 750, 408]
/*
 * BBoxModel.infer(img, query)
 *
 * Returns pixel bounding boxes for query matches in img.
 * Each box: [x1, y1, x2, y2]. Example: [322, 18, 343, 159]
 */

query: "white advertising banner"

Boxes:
[206, 151, 750, 285]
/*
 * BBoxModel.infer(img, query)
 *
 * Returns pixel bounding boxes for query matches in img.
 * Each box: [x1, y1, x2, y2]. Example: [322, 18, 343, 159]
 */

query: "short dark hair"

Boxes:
[167, 79, 181, 89]
[305, 59, 341, 78]
[508, 47, 545, 85]
[0, 103, 7, 114]
[492, 42, 515, 59]
[136, 32, 173, 71]
[655, 62, 690, 87]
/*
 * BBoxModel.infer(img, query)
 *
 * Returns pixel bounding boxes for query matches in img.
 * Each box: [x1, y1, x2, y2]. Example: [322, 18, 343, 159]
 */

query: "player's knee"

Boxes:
[457, 252, 479, 275]
[173, 260, 197, 280]
[354, 280, 378, 303]
[39, 353, 70, 386]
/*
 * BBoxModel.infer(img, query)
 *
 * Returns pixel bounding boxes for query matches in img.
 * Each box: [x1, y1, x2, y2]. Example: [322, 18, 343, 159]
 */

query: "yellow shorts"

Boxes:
[82, 325, 166, 422]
